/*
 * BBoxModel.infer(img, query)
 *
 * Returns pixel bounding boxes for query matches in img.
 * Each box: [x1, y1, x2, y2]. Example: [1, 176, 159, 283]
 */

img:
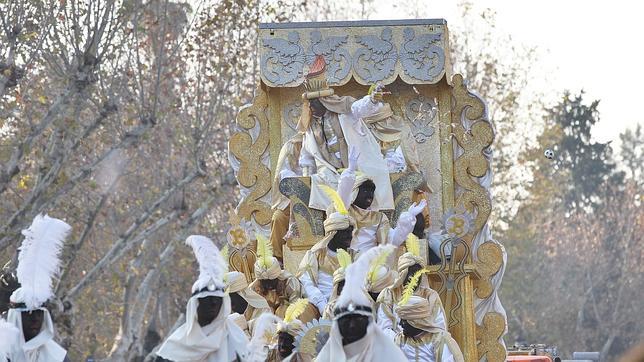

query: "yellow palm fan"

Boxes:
[367, 247, 393, 285]
[405, 233, 420, 257]
[319, 184, 348, 215]
[255, 233, 273, 269]
[284, 298, 309, 323]
[336, 249, 352, 269]
[398, 268, 427, 306]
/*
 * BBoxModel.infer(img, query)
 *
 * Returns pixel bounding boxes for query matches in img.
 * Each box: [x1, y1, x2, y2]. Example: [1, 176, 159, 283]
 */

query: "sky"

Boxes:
[374, 0, 644, 145]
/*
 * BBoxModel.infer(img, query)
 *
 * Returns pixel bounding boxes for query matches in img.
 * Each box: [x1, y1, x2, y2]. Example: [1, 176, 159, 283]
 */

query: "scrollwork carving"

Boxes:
[261, 31, 306, 86]
[451, 73, 493, 236]
[476, 312, 507, 362]
[474, 241, 503, 299]
[229, 86, 272, 225]
[352, 28, 398, 83]
[405, 95, 437, 143]
[307, 30, 351, 84]
[400, 27, 445, 82]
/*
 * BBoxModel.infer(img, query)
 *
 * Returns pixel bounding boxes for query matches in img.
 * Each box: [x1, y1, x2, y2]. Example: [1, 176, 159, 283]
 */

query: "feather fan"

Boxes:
[185, 235, 226, 293]
[12, 214, 71, 309]
[337, 244, 394, 308]
[284, 298, 309, 323]
[336, 249, 352, 269]
[405, 233, 420, 257]
[319, 184, 348, 215]
[398, 268, 427, 306]
[255, 233, 273, 269]
[367, 246, 393, 285]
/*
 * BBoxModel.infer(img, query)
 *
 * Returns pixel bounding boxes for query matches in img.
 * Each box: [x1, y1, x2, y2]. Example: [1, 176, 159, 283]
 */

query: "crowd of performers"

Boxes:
[0, 55, 464, 361]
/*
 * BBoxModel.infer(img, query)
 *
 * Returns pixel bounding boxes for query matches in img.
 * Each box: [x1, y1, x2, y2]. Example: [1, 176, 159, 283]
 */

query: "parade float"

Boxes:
[227, 19, 508, 362]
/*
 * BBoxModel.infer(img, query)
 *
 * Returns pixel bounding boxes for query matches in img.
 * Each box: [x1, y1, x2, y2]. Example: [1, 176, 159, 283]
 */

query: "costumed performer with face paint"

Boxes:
[156, 235, 250, 362]
[316, 244, 406, 362]
[5, 214, 72, 362]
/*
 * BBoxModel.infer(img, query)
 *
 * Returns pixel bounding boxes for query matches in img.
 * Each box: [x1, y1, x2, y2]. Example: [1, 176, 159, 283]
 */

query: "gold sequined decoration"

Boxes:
[229, 85, 272, 225]
[473, 242, 503, 299]
[476, 312, 507, 362]
[450, 74, 493, 238]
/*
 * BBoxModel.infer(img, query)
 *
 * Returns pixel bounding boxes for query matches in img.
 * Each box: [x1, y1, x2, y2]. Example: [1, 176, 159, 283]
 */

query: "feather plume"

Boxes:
[367, 246, 393, 285]
[398, 268, 427, 306]
[255, 233, 273, 269]
[337, 244, 395, 308]
[336, 249, 352, 269]
[185, 235, 226, 293]
[405, 233, 420, 257]
[284, 298, 309, 323]
[248, 313, 280, 362]
[0, 318, 19, 361]
[11, 214, 70, 309]
[319, 184, 348, 215]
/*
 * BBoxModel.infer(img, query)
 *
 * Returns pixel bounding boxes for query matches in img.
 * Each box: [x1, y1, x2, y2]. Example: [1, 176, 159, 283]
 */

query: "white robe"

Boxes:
[301, 96, 394, 211]
[157, 291, 250, 362]
[6, 308, 67, 362]
[316, 321, 407, 362]
[399, 340, 455, 362]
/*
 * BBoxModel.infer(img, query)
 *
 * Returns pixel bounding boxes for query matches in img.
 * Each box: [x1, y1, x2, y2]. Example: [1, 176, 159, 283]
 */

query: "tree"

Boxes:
[618, 124, 644, 185]
[546, 92, 624, 211]
[0, 0, 300, 359]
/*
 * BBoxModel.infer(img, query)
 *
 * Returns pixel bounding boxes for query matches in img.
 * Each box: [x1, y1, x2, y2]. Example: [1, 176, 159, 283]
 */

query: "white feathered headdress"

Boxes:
[185, 235, 226, 294]
[10, 214, 71, 310]
[335, 245, 394, 313]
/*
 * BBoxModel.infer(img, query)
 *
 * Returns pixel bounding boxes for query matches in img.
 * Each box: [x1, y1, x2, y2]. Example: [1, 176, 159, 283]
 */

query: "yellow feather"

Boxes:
[337, 249, 352, 269]
[255, 233, 273, 269]
[319, 184, 348, 215]
[284, 298, 309, 323]
[367, 247, 393, 284]
[405, 233, 420, 257]
[398, 268, 426, 306]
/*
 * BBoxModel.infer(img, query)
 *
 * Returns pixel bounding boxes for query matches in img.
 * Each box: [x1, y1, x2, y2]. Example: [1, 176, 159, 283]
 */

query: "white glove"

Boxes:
[408, 199, 427, 217]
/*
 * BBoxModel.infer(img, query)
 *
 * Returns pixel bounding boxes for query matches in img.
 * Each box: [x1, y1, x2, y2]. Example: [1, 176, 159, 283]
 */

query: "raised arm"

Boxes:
[388, 200, 428, 246]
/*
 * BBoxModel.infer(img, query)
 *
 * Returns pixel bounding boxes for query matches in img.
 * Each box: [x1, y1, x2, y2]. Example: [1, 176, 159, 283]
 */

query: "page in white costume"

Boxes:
[6, 308, 67, 362]
[157, 291, 250, 362]
[317, 322, 407, 362]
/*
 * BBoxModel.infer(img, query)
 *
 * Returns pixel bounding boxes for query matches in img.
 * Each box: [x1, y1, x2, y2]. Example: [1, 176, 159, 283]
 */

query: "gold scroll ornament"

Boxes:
[229, 85, 272, 225]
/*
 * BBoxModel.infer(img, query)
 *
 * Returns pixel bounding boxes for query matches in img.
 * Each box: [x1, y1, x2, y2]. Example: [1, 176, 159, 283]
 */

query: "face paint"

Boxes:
[353, 181, 375, 209]
[196, 296, 223, 327]
[404, 264, 423, 289]
[412, 213, 425, 239]
[260, 278, 278, 292]
[21, 309, 44, 341]
[278, 331, 296, 358]
[229, 292, 248, 315]
[400, 319, 424, 338]
[368, 291, 380, 303]
[328, 226, 353, 252]
[337, 313, 369, 345]
[309, 99, 326, 118]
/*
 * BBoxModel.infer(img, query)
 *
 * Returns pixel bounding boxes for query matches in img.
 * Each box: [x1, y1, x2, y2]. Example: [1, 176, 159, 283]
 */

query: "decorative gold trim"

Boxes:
[476, 312, 507, 362]
[438, 80, 456, 212]
[450, 74, 493, 238]
[473, 241, 503, 299]
[229, 85, 272, 225]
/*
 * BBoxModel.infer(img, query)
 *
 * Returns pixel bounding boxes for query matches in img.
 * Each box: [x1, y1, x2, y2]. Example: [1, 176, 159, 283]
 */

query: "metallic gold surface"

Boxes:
[450, 74, 493, 238]
[474, 241, 503, 299]
[476, 312, 507, 362]
[229, 85, 272, 225]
